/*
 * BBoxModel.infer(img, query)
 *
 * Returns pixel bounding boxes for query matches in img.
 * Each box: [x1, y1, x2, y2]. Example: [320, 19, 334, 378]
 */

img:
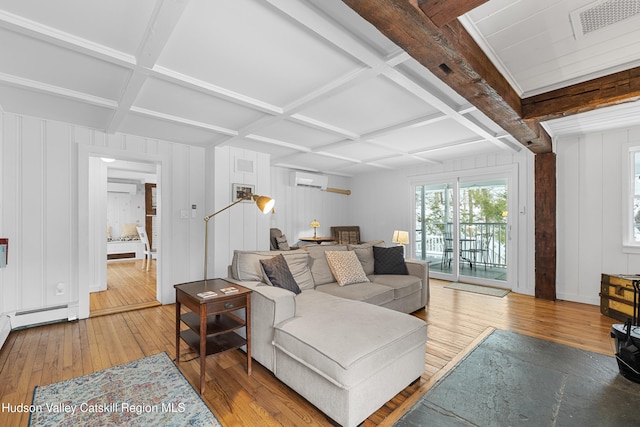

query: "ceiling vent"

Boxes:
[570, 0, 640, 38]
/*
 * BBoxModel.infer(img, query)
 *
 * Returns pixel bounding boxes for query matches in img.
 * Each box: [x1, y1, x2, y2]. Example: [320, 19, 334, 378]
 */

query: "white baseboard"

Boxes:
[89, 283, 106, 293]
[556, 292, 599, 306]
[10, 305, 71, 329]
[0, 314, 11, 350]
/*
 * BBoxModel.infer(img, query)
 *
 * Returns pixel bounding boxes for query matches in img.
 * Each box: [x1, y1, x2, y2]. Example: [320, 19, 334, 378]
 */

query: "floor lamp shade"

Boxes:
[204, 194, 274, 279]
[254, 196, 275, 214]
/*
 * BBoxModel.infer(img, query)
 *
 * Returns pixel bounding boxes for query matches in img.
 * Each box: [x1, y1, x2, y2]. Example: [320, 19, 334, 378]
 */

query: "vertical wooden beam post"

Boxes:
[535, 152, 556, 300]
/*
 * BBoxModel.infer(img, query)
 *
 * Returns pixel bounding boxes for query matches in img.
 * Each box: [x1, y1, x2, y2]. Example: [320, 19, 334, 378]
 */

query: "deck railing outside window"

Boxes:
[415, 222, 507, 268]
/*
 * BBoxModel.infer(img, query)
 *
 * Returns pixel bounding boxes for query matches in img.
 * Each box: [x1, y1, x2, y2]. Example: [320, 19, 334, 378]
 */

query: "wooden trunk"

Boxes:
[600, 274, 640, 322]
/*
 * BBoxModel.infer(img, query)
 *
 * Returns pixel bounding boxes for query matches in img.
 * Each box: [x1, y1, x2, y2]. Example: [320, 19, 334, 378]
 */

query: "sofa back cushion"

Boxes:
[231, 250, 315, 290]
[302, 244, 347, 285]
[348, 240, 385, 275]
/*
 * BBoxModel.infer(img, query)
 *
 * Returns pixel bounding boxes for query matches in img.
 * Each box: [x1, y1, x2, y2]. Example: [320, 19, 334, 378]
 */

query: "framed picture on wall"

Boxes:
[232, 183, 254, 202]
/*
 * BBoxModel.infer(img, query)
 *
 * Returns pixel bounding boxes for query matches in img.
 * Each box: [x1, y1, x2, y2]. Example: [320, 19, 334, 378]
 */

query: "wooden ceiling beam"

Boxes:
[341, 0, 552, 154]
[522, 66, 640, 122]
[417, 0, 489, 27]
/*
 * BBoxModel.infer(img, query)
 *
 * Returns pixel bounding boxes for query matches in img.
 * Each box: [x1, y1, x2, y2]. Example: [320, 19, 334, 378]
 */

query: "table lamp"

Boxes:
[203, 193, 274, 280]
[310, 219, 320, 238]
[392, 230, 409, 246]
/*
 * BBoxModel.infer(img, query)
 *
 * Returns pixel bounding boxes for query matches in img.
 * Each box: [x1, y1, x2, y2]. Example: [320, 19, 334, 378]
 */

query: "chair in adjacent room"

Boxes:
[270, 228, 298, 251]
[460, 229, 488, 271]
[136, 226, 157, 271]
[330, 226, 361, 245]
[441, 231, 453, 270]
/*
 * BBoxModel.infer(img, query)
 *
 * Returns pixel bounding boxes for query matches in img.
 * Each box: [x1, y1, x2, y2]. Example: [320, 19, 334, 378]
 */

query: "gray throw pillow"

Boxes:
[276, 235, 290, 250]
[260, 254, 301, 294]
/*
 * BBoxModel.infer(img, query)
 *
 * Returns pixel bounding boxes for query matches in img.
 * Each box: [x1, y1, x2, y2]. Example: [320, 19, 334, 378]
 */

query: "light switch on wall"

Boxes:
[180, 209, 188, 219]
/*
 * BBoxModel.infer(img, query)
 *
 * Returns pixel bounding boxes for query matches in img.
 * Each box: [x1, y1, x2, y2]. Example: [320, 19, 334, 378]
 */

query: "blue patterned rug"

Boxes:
[29, 352, 221, 426]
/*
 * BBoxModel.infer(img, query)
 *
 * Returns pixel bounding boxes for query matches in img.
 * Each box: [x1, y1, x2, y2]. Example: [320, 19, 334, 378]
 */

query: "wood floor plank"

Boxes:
[89, 260, 158, 316]
[0, 272, 620, 427]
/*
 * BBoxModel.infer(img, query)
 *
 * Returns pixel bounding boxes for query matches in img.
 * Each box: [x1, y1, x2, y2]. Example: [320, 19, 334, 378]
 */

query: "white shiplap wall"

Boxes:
[1, 115, 77, 322]
[269, 167, 352, 247]
[208, 146, 272, 279]
[0, 112, 207, 328]
[556, 126, 640, 305]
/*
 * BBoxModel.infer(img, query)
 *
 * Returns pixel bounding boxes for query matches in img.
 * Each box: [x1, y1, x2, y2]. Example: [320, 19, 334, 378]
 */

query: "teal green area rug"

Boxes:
[395, 329, 640, 427]
[29, 352, 221, 426]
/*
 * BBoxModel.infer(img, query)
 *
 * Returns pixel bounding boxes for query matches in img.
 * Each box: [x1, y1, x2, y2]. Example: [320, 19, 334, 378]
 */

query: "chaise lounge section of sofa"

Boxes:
[225, 241, 429, 427]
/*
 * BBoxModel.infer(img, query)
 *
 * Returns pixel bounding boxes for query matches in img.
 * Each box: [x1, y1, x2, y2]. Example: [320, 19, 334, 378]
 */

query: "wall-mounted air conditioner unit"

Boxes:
[107, 182, 137, 194]
[292, 171, 328, 190]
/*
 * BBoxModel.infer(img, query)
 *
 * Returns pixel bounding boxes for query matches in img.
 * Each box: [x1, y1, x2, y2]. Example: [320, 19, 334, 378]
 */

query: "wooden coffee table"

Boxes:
[299, 237, 335, 244]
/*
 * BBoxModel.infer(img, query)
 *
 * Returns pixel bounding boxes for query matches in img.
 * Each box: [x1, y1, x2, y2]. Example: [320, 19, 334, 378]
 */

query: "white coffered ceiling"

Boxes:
[1, 0, 639, 176]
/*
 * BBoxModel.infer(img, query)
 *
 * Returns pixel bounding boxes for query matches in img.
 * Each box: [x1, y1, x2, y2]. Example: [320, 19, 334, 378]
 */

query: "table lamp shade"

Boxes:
[392, 230, 409, 245]
[310, 219, 320, 238]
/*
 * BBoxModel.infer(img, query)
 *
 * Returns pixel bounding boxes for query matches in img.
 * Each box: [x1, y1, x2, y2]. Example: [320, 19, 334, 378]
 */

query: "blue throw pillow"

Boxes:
[373, 245, 408, 275]
[260, 254, 301, 294]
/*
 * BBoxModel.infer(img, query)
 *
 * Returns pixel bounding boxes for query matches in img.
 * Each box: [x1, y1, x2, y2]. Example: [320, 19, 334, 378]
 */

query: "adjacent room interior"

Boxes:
[90, 158, 160, 317]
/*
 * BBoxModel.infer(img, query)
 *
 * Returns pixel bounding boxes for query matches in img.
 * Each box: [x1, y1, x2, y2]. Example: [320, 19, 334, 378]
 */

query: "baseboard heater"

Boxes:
[11, 304, 76, 330]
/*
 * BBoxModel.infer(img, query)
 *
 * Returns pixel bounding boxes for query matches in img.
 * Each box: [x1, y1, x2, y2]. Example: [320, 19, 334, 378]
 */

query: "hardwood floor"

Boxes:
[0, 279, 618, 427]
[89, 260, 160, 317]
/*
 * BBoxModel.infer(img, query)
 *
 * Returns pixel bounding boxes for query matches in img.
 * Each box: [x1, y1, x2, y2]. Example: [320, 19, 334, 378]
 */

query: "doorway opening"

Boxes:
[90, 159, 160, 317]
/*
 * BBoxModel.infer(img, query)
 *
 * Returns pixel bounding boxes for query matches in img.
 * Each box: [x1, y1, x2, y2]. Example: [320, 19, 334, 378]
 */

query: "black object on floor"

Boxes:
[611, 279, 640, 383]
[396, 329, 640, 427]
[611, 321, 640, 383]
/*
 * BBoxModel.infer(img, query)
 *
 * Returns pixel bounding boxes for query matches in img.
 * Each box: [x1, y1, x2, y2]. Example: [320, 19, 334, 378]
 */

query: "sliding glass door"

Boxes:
[413, 168, 515, 288]
[415, 182, 455, 272]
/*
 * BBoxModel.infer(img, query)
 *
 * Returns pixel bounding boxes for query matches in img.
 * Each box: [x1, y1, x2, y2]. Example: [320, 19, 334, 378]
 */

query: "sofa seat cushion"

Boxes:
[369, 275, 422, 300]
[273, 291, 427, 388]
[315, 281, 394, 306]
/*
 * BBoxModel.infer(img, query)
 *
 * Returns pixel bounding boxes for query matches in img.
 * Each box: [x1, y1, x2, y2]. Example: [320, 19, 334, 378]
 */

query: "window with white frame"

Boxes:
[631, 149, 640, 243]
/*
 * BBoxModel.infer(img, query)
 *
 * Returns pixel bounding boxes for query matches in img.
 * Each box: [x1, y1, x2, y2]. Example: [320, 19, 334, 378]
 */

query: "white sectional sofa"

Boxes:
[225, 241, 429, 427]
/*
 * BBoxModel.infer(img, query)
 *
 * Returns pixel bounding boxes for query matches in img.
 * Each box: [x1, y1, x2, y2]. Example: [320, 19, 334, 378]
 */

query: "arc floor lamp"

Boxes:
[203, 193, 275, 280]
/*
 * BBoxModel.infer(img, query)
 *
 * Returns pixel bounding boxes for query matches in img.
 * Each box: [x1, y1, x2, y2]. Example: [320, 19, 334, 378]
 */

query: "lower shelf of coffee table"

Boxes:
[179, 328, 246, 356]
[180, 312, 245, 335]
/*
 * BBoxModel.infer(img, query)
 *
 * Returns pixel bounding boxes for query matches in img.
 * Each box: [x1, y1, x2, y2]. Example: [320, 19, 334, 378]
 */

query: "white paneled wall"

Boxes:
[556, 126, 640, 305]
[269, 167, 352, 245]
[0, 112, 206, 327]
[208, 146, 272, 279]
[1, 115, 76, 318]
